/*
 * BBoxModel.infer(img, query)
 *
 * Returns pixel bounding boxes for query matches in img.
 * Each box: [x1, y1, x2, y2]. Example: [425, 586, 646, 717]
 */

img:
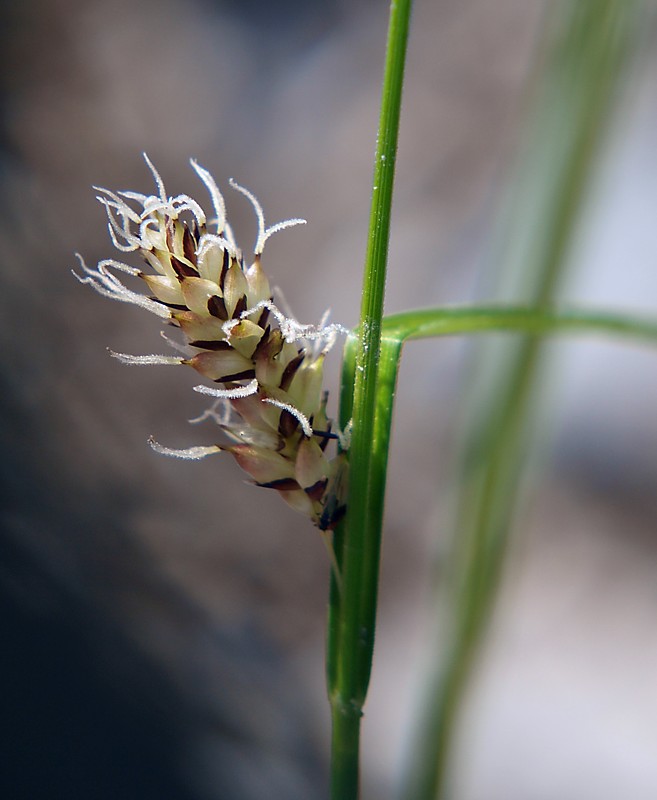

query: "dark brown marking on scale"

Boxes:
[207, 295, 228, 320]
[255, 329, 284, 363]
[256, 307, 270, 329]
[319, 504, 347, 532]
[171, 255, 199, 279]
[151, 298, 189, 311]
[279, 352, 304, 391]
[166, 220, 175, 253]
[219, 248, 230, 286]
[217, 369, 256, 382]
[278, 408, 300, 439]
[231, 295, 247, 319]
[251, 325, 272, 361]
[274, 435, 286, 453]
[182, 226, 197, 265]
[305, 478, 328, 502]
[256, 477, 301, 491]
[189, 340, 232, 351]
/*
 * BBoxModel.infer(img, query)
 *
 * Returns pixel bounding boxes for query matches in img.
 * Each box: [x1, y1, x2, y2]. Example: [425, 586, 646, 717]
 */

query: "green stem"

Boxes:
[327, 1, 413, 797]
[334, 301, 657, 799]
[330, 701, 362, 800]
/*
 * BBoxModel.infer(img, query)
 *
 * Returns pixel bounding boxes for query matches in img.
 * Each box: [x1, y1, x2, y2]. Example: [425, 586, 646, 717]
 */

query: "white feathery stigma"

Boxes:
[109, 351, 183, 366]
[193, 380, 259, 399]
[148, 437, 222, 460]
[228, 178, 306, 255]
[262, 398, 313, 438]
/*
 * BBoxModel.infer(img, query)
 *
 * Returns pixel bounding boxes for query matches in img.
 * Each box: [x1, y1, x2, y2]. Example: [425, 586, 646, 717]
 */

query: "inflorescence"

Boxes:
[76, 155, 348, 530]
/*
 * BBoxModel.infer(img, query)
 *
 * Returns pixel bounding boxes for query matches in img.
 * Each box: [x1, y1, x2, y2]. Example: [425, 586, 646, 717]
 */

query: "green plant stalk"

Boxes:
[403, 3, 646, 799]
[326, 0, 413, 797]
[330, 302, 657, 798]
[333, 301, 657, 794]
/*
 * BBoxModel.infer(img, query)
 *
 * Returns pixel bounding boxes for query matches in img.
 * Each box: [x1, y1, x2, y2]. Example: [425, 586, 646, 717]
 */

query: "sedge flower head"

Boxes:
[76, 155, 348, 531]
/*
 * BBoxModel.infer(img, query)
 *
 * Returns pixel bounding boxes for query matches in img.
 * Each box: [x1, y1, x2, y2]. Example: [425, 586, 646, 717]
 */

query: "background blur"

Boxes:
[2, 1, 657, 798]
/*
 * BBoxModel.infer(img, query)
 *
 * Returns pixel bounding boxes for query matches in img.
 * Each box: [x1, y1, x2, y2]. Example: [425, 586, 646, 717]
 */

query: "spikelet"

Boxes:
[76, 155, 348, 530]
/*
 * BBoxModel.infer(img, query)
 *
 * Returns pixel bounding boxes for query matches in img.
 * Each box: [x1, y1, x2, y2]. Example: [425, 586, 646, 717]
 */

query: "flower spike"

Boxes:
[78, 159, 348, 530]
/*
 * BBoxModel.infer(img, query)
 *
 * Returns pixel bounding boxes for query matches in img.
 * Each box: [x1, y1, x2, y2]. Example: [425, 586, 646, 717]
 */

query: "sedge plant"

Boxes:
[76, 1, 657, 798]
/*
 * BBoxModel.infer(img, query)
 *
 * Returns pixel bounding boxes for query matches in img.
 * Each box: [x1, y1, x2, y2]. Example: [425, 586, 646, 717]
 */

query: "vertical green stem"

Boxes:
[403, 3, 645, 799]
[327, 2, 413, 796]
[330, 699, 362, 800]
[329, 302, 657, 799]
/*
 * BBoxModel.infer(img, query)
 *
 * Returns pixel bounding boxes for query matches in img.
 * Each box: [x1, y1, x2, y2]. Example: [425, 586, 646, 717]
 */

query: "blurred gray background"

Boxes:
[2, 1, 657, 798]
